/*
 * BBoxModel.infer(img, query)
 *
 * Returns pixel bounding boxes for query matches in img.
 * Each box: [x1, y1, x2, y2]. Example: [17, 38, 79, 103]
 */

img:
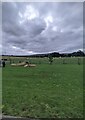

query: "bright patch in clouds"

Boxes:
[25, 5, 39, 20]
[19, 5, 39, 24]
[12, 46, 21, 50]
[19, 12, 23, 18]
[27, 51, 34, 54]
[44, 15, 53, 28]
[12, 46, 17, 49]
[52, 26, 57, 31]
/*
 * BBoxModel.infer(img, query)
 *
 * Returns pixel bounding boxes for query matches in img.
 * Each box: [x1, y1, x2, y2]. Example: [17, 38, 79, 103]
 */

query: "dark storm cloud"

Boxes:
[2, 2, 83, 55]
[22, 18, 46, 37]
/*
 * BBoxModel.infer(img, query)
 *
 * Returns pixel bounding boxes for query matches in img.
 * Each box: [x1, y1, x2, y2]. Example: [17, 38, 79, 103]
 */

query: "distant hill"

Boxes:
[2, 50, 85, 58]
[27, 50, 85, 57]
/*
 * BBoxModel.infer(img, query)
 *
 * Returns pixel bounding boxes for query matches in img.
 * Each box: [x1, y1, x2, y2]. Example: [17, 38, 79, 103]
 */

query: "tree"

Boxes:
[48, 54, 53, 64]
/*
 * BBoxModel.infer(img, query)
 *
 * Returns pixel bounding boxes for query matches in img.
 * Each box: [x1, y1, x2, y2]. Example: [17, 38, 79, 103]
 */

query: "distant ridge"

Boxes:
[1, 50, 85, 57]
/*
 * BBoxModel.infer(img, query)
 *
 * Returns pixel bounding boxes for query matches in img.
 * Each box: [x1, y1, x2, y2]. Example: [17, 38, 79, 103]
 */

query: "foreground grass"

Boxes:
[2, 63, 83, 118]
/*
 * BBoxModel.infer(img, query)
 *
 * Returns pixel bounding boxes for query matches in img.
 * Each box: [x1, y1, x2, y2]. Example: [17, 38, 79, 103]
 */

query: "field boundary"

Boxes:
[2, 115, 40, 120]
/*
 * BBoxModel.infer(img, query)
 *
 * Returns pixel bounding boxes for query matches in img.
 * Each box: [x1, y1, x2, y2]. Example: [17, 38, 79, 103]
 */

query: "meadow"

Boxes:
[2, 57, 84, 118]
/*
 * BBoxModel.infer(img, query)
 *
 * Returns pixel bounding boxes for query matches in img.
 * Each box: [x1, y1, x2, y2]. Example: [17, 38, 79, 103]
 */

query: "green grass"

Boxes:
[2, 58, 83, 118]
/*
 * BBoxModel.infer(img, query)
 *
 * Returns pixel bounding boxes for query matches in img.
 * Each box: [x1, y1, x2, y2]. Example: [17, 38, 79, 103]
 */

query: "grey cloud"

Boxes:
[3, 22, 26, 36]
[2, 2, 83, 55]
[23, 18, 46, 37]
[2, 2, 19, 24]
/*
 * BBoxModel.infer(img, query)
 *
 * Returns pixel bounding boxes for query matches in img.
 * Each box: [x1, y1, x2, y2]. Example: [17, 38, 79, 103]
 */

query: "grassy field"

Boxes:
[2, 57, 83, 118]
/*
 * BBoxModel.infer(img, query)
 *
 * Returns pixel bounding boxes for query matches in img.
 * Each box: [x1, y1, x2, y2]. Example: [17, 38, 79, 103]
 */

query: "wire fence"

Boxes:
[3, 57, 84, 65]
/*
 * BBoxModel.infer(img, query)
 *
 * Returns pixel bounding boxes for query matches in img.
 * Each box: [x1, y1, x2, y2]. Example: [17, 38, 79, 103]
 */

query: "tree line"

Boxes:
[28, 50, 85, 58]
[2, 50, 85, 58]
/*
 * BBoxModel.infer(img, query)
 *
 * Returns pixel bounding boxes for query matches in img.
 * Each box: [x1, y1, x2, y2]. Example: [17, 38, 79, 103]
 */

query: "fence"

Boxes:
[3, 57, 84, 65]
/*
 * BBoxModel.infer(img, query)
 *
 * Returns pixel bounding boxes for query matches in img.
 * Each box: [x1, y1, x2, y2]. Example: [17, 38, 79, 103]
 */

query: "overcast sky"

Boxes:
[2, 2, 83, 55]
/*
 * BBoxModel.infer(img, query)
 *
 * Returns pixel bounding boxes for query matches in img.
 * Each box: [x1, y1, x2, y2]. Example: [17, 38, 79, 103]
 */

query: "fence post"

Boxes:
[78, 58, 80, 65]
[63, 58, 67, 64]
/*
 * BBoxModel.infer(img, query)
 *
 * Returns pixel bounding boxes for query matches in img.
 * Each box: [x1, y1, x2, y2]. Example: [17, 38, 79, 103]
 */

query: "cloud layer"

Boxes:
[2, 2, 83, 55]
